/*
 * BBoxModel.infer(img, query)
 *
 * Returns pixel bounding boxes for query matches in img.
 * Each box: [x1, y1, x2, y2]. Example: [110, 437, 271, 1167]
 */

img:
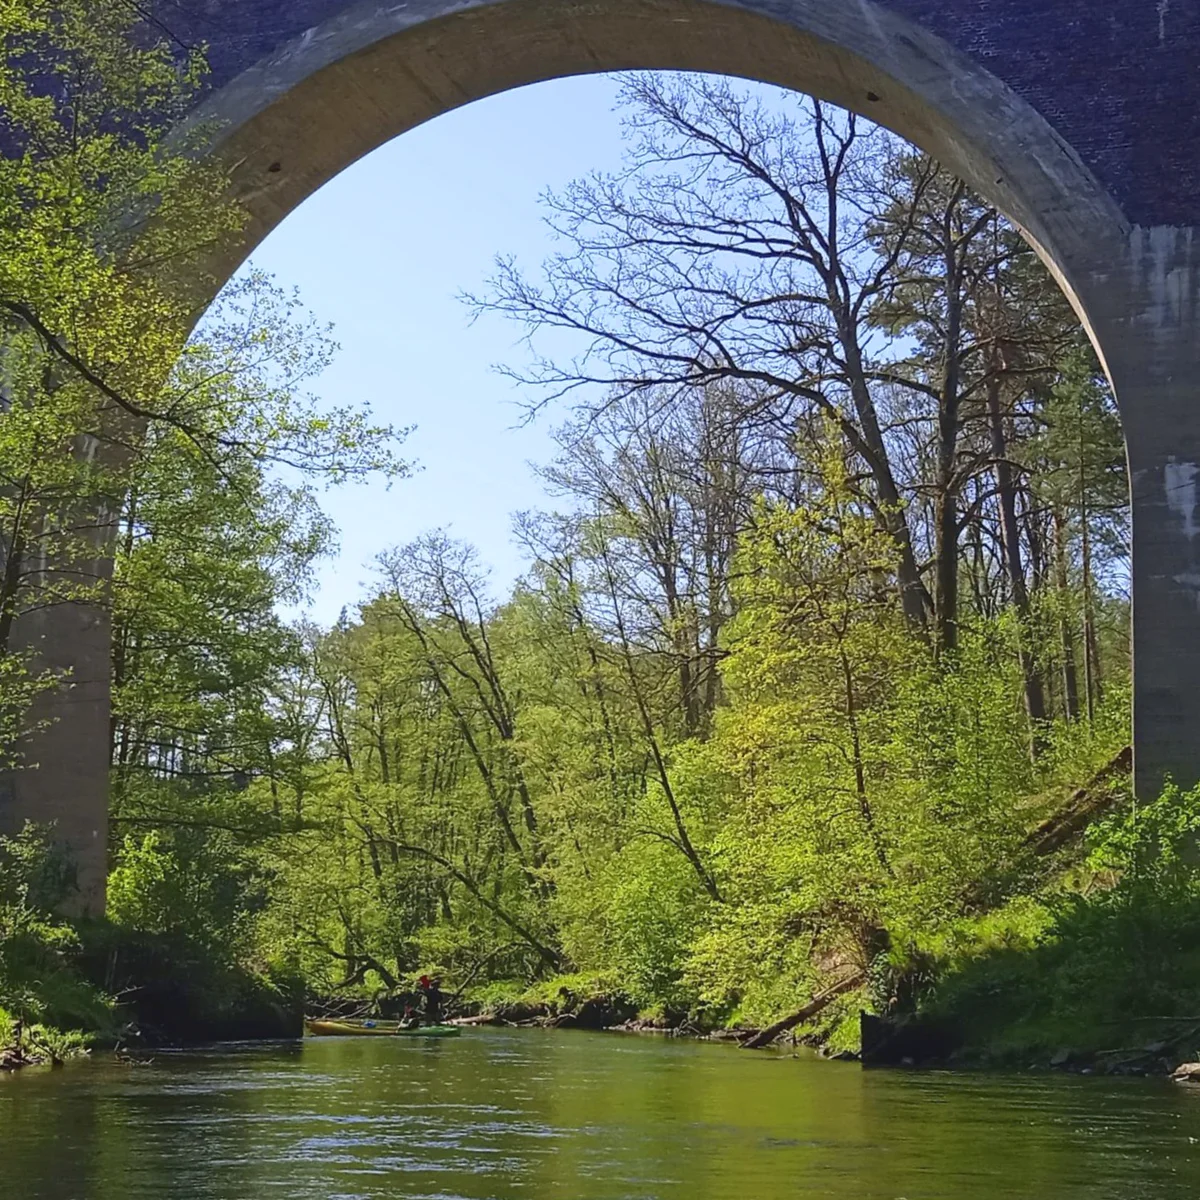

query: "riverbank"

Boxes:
[449, 968, 1200, 1081]
[0, 1014, 91, 1073]
[8, 975, 1200, 1086]
[8, 776, 1200, 1082]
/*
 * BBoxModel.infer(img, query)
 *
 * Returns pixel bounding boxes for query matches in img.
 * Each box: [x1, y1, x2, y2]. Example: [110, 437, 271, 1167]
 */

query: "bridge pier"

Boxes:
[0, 598, 110, 917]
[1098, 229, 1200, 800]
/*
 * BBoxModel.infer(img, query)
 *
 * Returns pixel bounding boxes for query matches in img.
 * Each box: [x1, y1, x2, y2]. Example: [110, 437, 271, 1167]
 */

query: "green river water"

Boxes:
[3, 1027, 1200, 1199]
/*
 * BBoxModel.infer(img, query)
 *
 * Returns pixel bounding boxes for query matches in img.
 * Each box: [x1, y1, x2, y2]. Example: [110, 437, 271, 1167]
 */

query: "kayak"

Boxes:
[305, 1018, 461, 1038]
[304, 1018, 461, 1038]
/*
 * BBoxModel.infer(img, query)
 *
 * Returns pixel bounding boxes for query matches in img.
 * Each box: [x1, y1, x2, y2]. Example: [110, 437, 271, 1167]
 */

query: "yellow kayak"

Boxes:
[305, 1018, 461, 1038]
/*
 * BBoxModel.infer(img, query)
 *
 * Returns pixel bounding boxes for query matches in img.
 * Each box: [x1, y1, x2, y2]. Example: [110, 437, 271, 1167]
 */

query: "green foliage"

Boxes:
[1086, 781, 1200, 900]
[110, 272, 407, 798]
[162, 364, 1136, 1048]
[578, 839, 710, 1010]
[913, 785, 1200, 1061]
[0, 7, 410, 1040]
[108, 825, 268, 957]
[0, 0, 243, 768]
[0, 825, 111, 1035]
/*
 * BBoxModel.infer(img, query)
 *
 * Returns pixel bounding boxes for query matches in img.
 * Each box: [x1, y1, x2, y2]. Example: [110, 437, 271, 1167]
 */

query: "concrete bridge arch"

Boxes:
[16, 0, 1200, 911]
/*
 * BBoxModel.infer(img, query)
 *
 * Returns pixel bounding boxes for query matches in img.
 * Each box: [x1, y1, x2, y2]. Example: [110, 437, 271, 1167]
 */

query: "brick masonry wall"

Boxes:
[146, 1, 1200, 228]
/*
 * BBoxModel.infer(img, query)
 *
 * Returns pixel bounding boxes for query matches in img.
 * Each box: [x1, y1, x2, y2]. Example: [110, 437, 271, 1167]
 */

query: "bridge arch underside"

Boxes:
[16, 0, 1200, 916]
[202, 0, 1128, 334]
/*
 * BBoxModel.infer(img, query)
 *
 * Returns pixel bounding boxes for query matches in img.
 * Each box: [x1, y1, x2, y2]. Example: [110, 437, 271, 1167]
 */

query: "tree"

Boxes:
[534, 384, 771, 738]
[110, 272, 407, 813]
[474, 75, 939, 630]
[0, 0, 239, 769]
[1027, 346, 1129, 723]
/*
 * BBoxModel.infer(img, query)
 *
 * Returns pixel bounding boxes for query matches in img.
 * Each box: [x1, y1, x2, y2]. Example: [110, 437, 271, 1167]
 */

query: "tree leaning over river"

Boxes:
[0, 0, 406, 1050]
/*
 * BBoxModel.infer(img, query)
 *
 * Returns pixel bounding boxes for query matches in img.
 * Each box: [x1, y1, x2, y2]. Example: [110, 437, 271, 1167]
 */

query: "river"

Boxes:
[3, 1027, 1200, 1198]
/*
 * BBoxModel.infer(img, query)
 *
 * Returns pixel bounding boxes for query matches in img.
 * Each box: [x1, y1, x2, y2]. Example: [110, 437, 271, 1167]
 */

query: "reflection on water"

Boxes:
[3, 1027, 1200, 1199]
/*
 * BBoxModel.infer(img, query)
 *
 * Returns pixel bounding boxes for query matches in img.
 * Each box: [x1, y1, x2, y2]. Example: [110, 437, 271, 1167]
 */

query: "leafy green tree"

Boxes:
[103, 273, 407, 1003]
[110, 272, 405, 801]
[0, 0, 240, 772]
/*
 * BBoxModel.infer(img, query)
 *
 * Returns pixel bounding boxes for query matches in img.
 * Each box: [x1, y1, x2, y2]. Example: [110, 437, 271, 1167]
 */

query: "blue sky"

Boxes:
[237, 75, 640, 625]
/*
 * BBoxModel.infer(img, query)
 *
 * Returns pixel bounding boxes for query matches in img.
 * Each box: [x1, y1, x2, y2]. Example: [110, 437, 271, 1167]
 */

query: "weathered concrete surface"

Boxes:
[0, 600, 111, 912]
[12, 0, 1200, 911]
[1101, 228, 1200, 799]
[156, 0, 1200, 229]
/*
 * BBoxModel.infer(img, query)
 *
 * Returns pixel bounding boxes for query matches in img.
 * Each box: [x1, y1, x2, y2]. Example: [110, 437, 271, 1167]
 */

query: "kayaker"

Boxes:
[399, 1005, 420, 1031]
[418, 975, 444, 1025]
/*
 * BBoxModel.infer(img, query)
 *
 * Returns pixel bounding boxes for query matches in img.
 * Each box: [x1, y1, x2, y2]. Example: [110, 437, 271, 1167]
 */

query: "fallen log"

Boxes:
[739, 974, 865, 1050]
[960, 746, 1134, 912]
[1022, 746, 1132, 859]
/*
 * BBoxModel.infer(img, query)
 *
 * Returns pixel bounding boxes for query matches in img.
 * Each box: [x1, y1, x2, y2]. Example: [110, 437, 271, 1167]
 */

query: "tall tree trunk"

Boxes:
[0, 528, 25, 658]
[1052, 509, 1081, 721]
[987, 373, 1047, 735]
[1078, 412, 1100, 724]
[840, 332, 931, 633]
[933, 277, 962, 654]
[1081, 511, 1100, 724]
[839, 647, 892, 876]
